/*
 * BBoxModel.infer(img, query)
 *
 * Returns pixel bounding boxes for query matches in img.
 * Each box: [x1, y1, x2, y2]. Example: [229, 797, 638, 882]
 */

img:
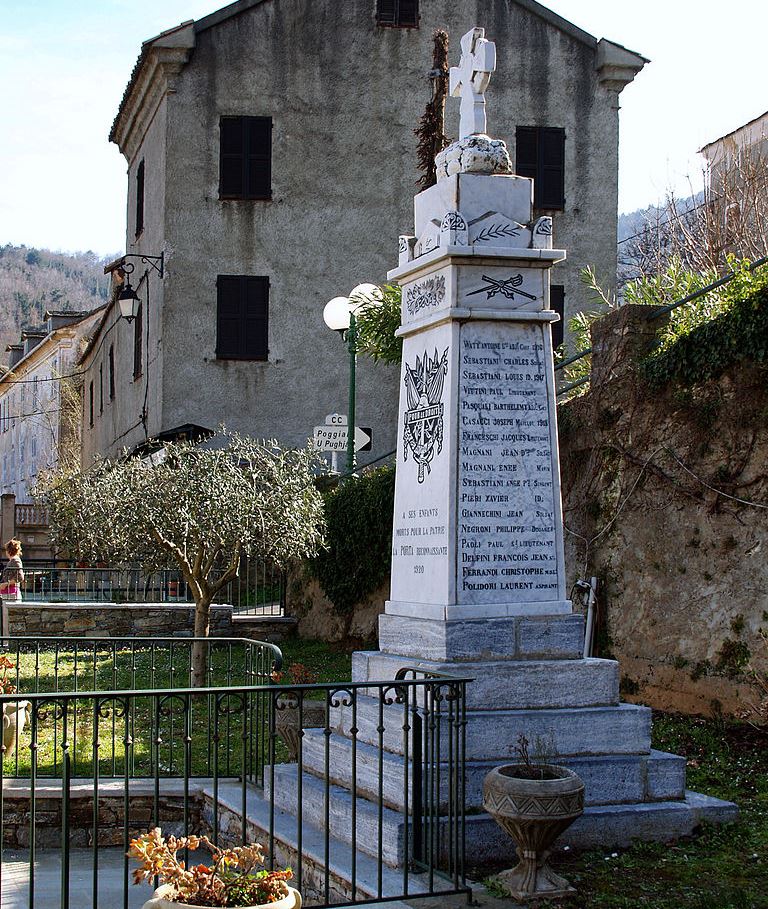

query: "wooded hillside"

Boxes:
[0, 244, 114, 349]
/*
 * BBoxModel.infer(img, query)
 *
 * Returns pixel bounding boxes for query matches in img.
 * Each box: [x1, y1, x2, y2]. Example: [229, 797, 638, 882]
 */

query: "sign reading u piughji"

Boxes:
[313, 414, 372, 452]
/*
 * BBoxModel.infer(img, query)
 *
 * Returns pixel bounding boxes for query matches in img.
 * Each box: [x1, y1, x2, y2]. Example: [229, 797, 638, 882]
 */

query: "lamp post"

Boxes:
[323, 283, 381, 476]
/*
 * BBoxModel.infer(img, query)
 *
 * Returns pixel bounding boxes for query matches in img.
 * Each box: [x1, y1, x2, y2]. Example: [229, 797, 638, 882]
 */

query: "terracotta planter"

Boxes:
[2, 700, 31, 757]
[275, 699, 326, 761]
[483, 763, 585, 900]
[141, 883, 302, 909]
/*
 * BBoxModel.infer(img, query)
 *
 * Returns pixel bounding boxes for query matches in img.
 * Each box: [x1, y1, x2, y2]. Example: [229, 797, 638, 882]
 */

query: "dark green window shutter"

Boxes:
[133, 300, 143, 379]
[550, 285, 565, 349]
[515, 127, 538, 181]
[135, 160, 145, 236]
[217, 275, 269, 360]
[515, 126, 565, 210]
[539, 128, 565, 209]
[219, 117, 272, 199]
[376, 0, 397, 24]
[377, 0, 418, 26]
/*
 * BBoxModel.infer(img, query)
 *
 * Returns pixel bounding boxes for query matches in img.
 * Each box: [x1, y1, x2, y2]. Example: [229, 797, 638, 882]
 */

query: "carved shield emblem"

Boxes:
[403, 348, 448, 483]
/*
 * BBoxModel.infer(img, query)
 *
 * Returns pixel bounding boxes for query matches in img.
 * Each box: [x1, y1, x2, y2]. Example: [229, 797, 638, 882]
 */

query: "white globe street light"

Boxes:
[349, 282, 383, 313]
[322, 296, 352, 333]
[323, 282, 383, 476]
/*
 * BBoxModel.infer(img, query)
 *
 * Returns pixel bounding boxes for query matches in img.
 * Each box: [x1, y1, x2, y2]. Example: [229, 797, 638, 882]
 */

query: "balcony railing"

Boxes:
[14, 503, 49, 528]
[0, 636, 469, 908]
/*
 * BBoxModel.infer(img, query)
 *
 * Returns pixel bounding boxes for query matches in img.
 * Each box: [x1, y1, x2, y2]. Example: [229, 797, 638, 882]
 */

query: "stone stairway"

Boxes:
[229, 619, 736, 892]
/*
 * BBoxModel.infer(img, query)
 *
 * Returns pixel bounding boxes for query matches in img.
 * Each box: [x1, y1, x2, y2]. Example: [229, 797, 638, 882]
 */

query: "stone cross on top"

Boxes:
[449, 27, 497, 139]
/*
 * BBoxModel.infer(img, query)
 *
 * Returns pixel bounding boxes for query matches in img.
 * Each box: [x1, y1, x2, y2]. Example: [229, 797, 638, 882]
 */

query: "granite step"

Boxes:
[352, 650, 620, 709]
[330, 694, 652, 759]
[467, 792, 739, 865]
[203, 782, 453, 905]
[207, 781, 737, 882]
[297, 728, 685, 810]
[264, 763, 408, 866]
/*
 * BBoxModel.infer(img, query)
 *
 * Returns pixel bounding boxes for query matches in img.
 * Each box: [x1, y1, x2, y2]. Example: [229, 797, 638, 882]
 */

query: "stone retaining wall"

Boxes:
[4, 602, 233, 638]
[1, 785, 202, 849]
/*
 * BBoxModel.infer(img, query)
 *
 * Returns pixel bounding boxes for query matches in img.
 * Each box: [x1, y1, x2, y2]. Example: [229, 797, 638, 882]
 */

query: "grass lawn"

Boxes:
[1, 636, 354, 779]
[484, 713, 768, 909]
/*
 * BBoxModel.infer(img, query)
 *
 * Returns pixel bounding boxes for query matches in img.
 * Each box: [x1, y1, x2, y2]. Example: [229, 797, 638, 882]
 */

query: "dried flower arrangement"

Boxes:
[128, 828, 295, 907]
[0, 655, 17, 695]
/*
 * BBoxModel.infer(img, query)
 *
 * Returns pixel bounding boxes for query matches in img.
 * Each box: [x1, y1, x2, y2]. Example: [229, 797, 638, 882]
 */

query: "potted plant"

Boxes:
[482, 734, 585, 901]
[1, 655, 30, 758]
[272, 663, 326, 762]
[129, 828, 301, 908]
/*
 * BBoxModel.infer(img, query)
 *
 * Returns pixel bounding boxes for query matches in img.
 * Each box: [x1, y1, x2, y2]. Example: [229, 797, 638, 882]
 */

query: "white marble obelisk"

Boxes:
[384, 27, 569, 633]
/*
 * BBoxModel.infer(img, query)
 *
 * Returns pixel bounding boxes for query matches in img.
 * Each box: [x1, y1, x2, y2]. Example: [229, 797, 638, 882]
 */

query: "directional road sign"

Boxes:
[313, 413, 372, 452]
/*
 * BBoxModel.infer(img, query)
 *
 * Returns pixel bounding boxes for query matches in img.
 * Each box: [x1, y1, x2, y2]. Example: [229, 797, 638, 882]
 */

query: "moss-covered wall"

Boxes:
[560, 305, 768, 719]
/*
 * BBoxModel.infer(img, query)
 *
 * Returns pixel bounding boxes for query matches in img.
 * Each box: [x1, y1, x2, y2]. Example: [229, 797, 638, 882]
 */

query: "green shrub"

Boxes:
[642, 259, 768, 388]
[311, 466, 395, 613]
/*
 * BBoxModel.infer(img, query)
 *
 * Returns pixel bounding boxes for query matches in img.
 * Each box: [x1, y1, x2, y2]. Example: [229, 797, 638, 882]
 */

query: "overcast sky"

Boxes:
[0, 0, 765, 255]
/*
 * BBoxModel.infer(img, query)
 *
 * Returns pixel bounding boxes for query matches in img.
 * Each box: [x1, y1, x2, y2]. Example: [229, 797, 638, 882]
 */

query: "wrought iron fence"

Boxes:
[17, 560, 285, 616]
[0, 637, 469, 908]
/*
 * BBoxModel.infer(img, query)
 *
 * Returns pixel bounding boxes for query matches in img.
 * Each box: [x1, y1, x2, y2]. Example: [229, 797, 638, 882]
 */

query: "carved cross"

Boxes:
[449, 27, 497, 139]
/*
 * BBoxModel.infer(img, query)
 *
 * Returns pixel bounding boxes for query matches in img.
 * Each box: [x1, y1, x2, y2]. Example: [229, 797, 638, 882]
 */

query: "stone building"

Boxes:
[700, 110, 768, 257]
[82, 0, 645, 463]
[701, 109, 768, 192]
[0, 309, 103, 502]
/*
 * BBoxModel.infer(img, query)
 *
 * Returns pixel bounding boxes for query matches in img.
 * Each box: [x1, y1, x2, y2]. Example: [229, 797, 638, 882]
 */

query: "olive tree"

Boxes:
[36, 431, 325, 684]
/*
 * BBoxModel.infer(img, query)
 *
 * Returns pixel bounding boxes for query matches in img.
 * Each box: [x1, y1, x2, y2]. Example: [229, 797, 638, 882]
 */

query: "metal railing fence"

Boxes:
[0, 636, 281, 785]
[16, 560, 286, 616]
[554, 254, 768, 397]
[0, 644, 469, 908]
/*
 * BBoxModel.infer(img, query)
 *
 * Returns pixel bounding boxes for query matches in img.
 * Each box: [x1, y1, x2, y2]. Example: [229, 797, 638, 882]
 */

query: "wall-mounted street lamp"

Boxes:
[117, 253, 164, 322]
[323, 283, 382, 475]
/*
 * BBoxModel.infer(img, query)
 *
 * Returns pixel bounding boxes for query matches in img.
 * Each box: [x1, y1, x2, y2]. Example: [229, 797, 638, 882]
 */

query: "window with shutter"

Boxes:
[133, 301, 143, 380]
[135, 160, 145, 236]
[109, 344, 115, 401]
[376, 0, 419, 27]
[219, 117, 272, 200]
[550, 285, 565, 350]
[515, 126, 566, 210]
[216, 275, 269, 361]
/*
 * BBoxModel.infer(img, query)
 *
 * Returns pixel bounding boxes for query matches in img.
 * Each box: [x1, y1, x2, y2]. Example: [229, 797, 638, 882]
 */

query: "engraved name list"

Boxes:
[457, 321, 559, 605]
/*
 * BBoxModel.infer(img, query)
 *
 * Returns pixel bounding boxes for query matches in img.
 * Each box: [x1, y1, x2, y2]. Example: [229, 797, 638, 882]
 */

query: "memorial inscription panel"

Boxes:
[456, 319, 560, 605]
[389, 322, 455, 605]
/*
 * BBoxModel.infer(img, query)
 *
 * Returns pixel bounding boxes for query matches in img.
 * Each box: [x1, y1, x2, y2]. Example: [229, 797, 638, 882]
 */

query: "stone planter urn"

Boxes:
[275, 699, 326, 762]
[2, 700, 31, 757]
[483, 764, 585, 901]
[141, 883, 302, 909]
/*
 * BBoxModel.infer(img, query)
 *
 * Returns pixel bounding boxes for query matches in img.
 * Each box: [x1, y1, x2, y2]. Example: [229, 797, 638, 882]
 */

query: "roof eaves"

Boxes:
[700, 109, 768, 155]
[109, 20, 194, 144]
[193, 0, 268, 35]
[513, 0, 597, 48]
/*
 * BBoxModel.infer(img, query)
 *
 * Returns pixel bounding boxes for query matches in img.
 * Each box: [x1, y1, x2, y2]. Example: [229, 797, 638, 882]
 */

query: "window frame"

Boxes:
[550, 285, 565, 350]
[515, 126, 566, 211]
[215, 274, 270, 362]
[108, 344, 115, 401]
[135, 159, 145, 237]
[219, 116, 272, 201]
[133, 300, 143, 381]
[376, 0, 419, 27]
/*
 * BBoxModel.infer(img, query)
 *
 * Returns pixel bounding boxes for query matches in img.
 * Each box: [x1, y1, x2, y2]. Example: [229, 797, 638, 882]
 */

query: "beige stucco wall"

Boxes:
[81, 98, 169, 466]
